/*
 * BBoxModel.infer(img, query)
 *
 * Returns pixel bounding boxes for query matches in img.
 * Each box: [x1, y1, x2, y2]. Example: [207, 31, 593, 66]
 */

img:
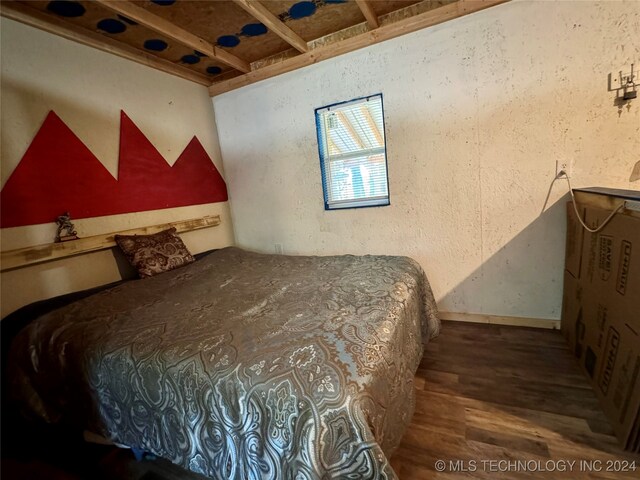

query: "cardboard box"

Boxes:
[591, 301, 640, 449]
[561, 270, 582, 355]
[582, 206, 640, 450]
[563, 286, 612, 386]
[581, 206, 639, 308]
[579, 297, 609, 381]
[632, 415, 640, 452]
[565, 202, 586, 279]
[562, 192, 640, 452]
[634, 411, 640, 452]
[563, 244, 614, 384]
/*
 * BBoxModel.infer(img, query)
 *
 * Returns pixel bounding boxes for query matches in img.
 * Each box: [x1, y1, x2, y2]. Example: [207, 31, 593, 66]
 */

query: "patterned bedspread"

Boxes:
[9, 247, 439, 479]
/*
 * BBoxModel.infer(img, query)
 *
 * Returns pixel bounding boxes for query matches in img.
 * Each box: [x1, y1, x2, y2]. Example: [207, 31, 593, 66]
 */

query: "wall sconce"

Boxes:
[608, 63, 637, 102]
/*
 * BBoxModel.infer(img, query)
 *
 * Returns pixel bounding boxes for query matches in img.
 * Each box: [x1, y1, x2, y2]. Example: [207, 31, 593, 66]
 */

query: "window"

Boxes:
[315, 94, 389, 210]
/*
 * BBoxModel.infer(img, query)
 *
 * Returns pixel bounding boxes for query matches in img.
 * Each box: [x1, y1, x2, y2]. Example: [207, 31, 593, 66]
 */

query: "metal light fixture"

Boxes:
[623, 63, 637, 100]
[609, 63, 638, 102]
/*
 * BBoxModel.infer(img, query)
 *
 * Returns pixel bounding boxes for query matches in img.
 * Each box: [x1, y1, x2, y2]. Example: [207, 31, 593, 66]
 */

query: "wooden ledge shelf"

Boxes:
[0, 215, 221, 272]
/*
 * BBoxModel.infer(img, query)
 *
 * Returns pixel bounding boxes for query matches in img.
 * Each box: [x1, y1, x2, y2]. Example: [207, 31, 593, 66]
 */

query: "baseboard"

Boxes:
[439, 311, 560, 330]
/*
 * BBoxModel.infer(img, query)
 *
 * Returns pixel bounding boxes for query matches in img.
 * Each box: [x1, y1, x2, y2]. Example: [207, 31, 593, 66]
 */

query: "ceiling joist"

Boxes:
[232, 0, 308, 53]
[2, 0, 511, 96]
[355, 0, 380, 30]
[0, 1, 211, 86]
[337, 111, 366, 150]
[209, 0, 509, 96]
[361, 105, 383, 147]
[95, 0, 251, 73]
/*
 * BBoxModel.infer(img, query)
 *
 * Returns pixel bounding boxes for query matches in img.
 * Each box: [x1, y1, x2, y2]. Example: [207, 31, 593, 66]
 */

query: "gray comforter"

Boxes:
[9, 247, 439, 479]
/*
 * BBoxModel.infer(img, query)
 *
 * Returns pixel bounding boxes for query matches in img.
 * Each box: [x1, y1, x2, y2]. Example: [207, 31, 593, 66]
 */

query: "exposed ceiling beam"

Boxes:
[360, 105, 383, 147]
[95, 0, 251, 73]
[355, 0, 379, 29]
[210, 0, 509, 96]
[337, 112, 366, 149]
[232, 0, 308, 53]
[0, 2, 211, 86]
[328, 137, 342, 154]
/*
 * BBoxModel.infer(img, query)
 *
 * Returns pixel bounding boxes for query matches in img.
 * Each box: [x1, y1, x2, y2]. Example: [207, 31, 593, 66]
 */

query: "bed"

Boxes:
[7, 246, 439, 479]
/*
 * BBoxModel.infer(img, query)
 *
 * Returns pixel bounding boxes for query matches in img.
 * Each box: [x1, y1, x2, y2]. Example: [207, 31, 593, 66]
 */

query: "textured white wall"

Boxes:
[213, 0, 639, 322]
[1, 18, 234, 317]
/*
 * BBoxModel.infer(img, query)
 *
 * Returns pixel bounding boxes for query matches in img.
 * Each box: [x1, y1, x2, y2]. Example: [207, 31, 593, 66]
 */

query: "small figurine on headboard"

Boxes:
[55, 212, 79, 242]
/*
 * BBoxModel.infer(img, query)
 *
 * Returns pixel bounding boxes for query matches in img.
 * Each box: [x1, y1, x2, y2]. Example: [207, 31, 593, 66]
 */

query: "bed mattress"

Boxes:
[8, 247, 439, 479]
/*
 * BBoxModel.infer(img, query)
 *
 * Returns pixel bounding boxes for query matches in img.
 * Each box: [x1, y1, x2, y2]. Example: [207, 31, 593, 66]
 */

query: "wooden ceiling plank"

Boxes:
[210, 0, 509, 96]
[0, 2, 211, 86]
[95, 0, 251, 73]
[232, 0, 308, 53]
[355, 0, 380, 29]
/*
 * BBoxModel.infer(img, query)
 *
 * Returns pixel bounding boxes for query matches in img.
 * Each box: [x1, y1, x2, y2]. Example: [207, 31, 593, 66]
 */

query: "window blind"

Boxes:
[315, 94, 389, 210]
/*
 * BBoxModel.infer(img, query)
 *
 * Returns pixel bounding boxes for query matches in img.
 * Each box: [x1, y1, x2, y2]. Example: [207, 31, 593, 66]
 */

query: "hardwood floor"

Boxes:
[390, 321, 639, 479]
[2, 321, 638, 479]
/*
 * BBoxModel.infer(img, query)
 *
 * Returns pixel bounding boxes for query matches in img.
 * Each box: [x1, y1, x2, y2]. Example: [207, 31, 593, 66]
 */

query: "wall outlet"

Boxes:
[274, 243, 283, 254]
[556, 160, 571, 178]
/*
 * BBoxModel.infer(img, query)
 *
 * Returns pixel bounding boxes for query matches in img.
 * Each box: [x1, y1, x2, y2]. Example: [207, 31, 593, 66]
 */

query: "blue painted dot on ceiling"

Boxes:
[206, 66, 222, 75]
[46, 1, 86, 18]
[181, 55, 200, 65]
[151, 0, 176, 5]
[97, 19, 127, 34]
[289, 1, 316, 19]
[194, 50, 207, 57]
[241, 23, 267, 37]
[117, 15, 138, 26]
[217, 35, 240, 48]
[143, 39, 168, 51]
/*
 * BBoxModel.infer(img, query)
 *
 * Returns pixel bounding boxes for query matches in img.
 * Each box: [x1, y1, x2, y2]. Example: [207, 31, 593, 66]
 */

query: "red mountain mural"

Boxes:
[0, 111, 228, 228]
